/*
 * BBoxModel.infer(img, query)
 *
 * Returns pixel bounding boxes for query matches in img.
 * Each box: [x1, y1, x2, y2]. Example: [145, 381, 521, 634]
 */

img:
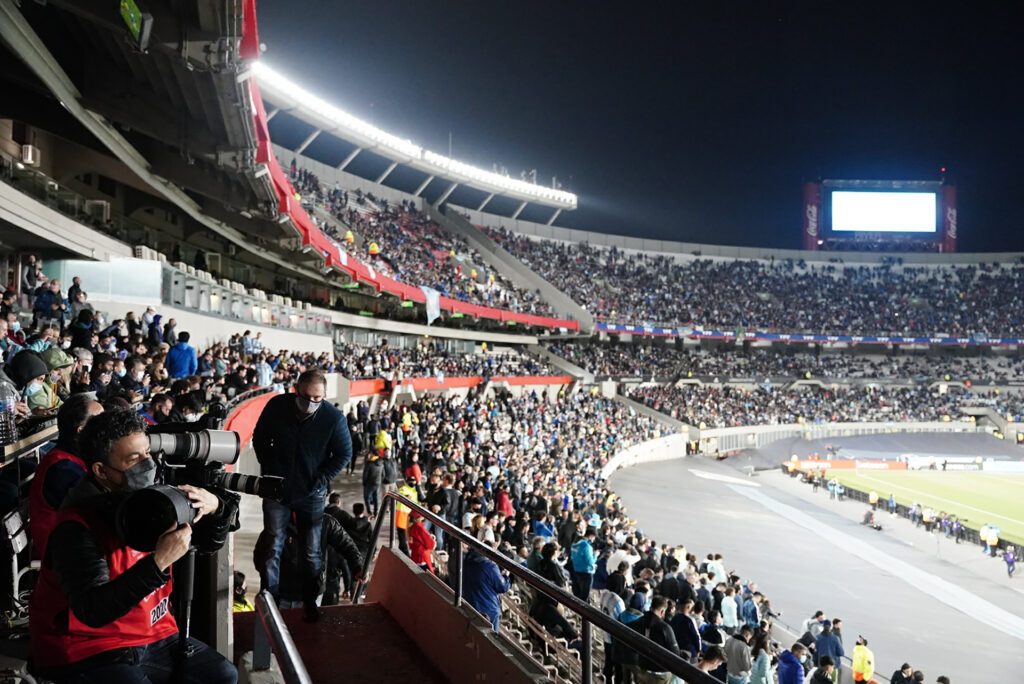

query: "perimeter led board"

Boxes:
[831, 191, 937, 233]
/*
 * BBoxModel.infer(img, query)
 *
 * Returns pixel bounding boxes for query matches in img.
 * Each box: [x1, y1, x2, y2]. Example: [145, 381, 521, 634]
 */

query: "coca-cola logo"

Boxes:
[805, 203, 819, 236]
[946, 207, 958, 239]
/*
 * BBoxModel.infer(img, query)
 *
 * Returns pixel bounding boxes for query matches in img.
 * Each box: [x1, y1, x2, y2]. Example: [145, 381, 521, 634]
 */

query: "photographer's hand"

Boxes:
[154, 523, 192, 572]
[178, 485, 219, 523]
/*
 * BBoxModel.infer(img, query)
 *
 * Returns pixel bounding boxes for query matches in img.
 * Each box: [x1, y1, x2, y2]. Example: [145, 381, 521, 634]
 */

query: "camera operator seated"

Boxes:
[28, 408, 237, 684]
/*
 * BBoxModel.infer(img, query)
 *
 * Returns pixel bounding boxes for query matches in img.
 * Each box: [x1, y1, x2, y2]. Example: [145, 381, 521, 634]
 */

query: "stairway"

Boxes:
[233, 602, 447, 683]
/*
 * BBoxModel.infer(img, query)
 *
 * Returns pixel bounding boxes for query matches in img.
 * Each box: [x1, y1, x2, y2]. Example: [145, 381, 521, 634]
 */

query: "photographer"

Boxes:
[28, 408, 236, 683]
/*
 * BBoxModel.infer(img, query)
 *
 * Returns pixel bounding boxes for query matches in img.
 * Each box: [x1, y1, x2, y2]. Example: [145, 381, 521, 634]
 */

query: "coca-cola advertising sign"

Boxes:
[805, 203, 819, 236]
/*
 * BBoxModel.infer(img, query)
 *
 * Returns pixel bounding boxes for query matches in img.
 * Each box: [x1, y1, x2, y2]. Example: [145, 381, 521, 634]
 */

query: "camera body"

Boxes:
[115, 426, 285, 551]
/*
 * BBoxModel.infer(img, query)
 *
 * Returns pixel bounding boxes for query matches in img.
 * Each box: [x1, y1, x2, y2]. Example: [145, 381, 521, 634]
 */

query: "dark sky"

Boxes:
[256, 1, 1023, 251]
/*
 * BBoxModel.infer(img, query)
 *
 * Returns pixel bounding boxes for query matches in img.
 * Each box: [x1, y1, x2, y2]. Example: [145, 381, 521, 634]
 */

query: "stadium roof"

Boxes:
[252, 62, 578, 215]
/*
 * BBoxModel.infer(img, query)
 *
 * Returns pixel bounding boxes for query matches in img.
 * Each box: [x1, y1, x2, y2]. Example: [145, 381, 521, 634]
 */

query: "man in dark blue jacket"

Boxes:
[669, 599, 702, 661]
[165, 331, 198, 378]
[461, 548, 510, 631]
[254, 369, 351, 621]
[814, 621, 845, 666]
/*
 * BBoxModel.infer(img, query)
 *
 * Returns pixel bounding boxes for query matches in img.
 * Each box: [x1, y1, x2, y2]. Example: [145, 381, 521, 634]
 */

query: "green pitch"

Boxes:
[824, 469, 1024, 545]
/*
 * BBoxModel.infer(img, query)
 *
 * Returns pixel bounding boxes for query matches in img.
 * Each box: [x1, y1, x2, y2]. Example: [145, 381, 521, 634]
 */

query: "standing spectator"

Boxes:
[362, 452, 383, 517]
[1006, 545, 1016, 578]
[741, 591, 762, 628]
[626, 594, 680, 683]
[815, 621, 844, 667]
[852, 636, 876, 684]
[33, 279, 67, 330]
[461, 546, 510, 631]
[670, 599, 702, 662]
[777, 643, 808, 684]
[810, 656, 837, 684]
[165, 331, 197, 378]
[570, 528, 598, 602]
[749, 633, 776, 684]
[724, 625, 753, 684]
[163, 318, 178, 346]
[253, 369, 352, 622]
[407, 511, 435, 573]
[891, 664, 915, 684]
[66, 276, 82, 305]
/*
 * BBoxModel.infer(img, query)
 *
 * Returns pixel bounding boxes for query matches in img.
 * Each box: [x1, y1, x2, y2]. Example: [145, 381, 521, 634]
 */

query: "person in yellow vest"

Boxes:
[374, 426, 392, 460]
[868, 491, 879, 510]
[233, 571, 254, 613]
[345, 230, 354, 243]
[368, 241, 380, 256]
[987, 526, 1000, 557]
[401, 409, 413, 435]
[851, 635, 875, 683]
[395, 477, 420, 556]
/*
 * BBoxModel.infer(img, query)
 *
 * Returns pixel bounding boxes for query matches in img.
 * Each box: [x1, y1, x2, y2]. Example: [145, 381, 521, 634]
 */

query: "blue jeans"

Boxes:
[262, 494, 325, 607]
[727, 675, 749, 684]
[363, 484, 380, 517]
[49, 634, 235, 683]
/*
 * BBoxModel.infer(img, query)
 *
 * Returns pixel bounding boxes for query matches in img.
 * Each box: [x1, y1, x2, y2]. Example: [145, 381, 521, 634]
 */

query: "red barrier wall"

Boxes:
[222, 391, 280, 450]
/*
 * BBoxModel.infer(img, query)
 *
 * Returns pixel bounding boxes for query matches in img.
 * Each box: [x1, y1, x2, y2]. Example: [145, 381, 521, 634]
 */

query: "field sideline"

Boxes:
[825, 469, 1024, 545]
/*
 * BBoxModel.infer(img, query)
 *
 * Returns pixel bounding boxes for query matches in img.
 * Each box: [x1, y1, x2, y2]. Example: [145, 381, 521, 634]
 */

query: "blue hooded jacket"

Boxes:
[461, 549, 510, 626]
[777, 649, 805, 684]
[571, 537, 597, 574]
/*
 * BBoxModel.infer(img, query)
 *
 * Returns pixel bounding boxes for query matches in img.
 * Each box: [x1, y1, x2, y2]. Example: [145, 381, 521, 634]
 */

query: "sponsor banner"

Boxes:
[942, 184, 958, 253]
[688, 329, 1024, 347]
[984, 461, 1024, 473]
[794, 459, 907, 471]
[803, 182, 822, 251]
[596, 322, 683, 337]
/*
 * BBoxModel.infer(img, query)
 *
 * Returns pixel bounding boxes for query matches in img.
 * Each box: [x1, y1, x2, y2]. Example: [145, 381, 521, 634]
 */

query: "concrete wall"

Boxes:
[365, 548, 550, 684]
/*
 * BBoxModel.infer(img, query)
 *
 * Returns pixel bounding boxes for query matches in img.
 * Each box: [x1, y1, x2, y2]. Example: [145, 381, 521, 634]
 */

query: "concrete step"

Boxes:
[234, 601, 447, 683]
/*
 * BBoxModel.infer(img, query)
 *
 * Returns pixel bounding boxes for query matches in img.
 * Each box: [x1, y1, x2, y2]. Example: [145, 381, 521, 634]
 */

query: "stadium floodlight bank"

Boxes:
[251, 62, 578, 211]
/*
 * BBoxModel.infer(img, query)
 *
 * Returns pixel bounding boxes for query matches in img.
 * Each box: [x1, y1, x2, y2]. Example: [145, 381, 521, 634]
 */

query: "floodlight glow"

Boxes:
[831, 191, 936, 233]
[251, 62, 577, 209]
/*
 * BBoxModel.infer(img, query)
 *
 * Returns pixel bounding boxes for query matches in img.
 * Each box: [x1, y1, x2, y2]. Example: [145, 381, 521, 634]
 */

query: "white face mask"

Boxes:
[185, 413, 202, 423]
[295, 395, 322, 415]
[135, 370, 145, 381]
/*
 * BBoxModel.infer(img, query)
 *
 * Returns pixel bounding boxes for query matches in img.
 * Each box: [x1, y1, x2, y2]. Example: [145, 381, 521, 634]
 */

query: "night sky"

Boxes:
[256, 2, 1023, 251]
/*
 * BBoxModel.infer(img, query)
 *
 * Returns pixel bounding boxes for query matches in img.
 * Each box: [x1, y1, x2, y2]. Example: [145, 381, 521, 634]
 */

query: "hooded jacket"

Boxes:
[777, 649, 805, 684]
[461, 548, 510, 625]
[571, 537, 597, 574]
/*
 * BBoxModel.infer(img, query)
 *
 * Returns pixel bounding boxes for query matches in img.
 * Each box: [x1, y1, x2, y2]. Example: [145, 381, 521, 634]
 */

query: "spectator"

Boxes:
[407, 511, 435, 573]
[625, 594, 680, 683]
[777, 643, 808, 684]
[724, 624, 754, 684]
[815, 621, 844, 667]
[749, 632, 776, 684]
[233, 571, 254, 612]
[570, 528, 598, 602]
[165, 331, 197, 378]
[891, 663, 915, 684]
[810, 656, 837, 684]
[461, 546, 511, 631]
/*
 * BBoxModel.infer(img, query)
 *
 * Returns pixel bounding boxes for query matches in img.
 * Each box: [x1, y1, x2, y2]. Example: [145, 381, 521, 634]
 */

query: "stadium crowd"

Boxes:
[548, 342, 1024, 383]
[628, 383, 1024, 428]
[335, 341, 554, 381]
[288, 164, 554, 315]
[487, 227, 1024, 337]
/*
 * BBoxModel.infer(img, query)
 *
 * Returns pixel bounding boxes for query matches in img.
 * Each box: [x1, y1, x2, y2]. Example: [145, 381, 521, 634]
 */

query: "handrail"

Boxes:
[351, 492, 720, 684]
[252, 589, 313, 684]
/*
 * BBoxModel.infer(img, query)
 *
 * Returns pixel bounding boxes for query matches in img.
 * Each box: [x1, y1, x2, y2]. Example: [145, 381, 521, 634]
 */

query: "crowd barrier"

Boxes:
[699, 420, 980, 455]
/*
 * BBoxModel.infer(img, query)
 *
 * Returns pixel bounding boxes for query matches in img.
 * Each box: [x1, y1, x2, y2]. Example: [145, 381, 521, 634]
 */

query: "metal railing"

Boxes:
[351, 492, 720, 684]
[252, 589, 313, 684]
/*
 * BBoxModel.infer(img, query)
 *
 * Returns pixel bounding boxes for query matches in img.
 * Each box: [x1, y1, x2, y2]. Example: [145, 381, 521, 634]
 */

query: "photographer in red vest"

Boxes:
[29, 408, 237, 683]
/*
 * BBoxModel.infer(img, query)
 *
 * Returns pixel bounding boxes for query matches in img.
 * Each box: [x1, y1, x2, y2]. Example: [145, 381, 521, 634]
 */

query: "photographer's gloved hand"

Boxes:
[178, 484, 220, 523]
[154, 523, 192, 572]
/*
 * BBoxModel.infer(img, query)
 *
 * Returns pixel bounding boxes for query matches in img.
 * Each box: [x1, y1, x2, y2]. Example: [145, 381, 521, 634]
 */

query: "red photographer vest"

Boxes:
[28, 447, 85, 560]
[29, 507, 178, 667]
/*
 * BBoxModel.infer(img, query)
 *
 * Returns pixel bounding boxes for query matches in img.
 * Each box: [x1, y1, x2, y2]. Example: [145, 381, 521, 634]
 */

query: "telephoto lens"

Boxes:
[211, 471, 286, 500]
[116, 484, 196, 552]
[149, 429, 240, 465]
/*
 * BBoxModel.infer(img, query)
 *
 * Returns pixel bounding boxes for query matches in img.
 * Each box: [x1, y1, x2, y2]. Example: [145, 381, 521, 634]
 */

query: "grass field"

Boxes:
[825, 469, 1024, 545]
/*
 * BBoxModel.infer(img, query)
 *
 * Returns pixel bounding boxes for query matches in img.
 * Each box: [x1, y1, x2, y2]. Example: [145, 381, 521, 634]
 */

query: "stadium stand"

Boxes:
[486, 227, 1024, 336]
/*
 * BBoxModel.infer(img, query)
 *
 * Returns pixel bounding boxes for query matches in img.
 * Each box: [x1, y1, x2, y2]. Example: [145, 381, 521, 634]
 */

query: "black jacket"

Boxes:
[624, 611, 680, 671]
[658, 575, 681, 601]
[326, 505, 372, 556]
[362, 458, 384, 487]
[46, 477, 236, 629]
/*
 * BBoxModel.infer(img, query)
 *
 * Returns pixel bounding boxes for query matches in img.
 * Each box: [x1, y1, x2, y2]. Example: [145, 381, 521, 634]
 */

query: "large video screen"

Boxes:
[831, 191, 937, 233]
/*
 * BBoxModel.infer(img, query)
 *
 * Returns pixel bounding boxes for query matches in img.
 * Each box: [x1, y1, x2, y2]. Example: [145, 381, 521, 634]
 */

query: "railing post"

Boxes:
[388, 496, 395, 549]
[452, 540, 463, 607]
[581, 620, 592, 684]
[253, 607, 271, 670]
